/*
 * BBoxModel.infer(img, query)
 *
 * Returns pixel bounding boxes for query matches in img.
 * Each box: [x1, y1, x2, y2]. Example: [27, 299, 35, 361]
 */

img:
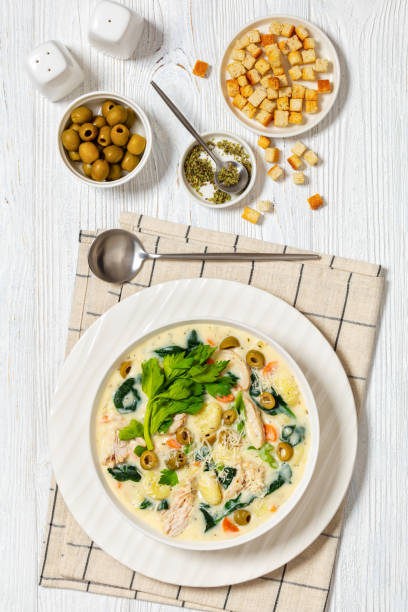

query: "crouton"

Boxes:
[288, 51, 302, 66]
[247, 43, 262, 58]
[274, 110, 289, 127]
[281, 23, 295, 37]
[278, 40, 290, 55]
[304, 150, 319, 165]
[193, 61, 209, 77]
[302, 49, 316, 64]
[232, 93, 247, 110]
[257, 135, 271, 149]
[268, 165, 284, 180]
[291, 141, 307, 156]
[240, 84, 254, 98]
[263, 76, 279, 89]
[260, 98, 277, 114]
[288, 66, 302, 81]
[234, 35, 250, 50]
[277, 96, 289, 111]
[242, 206, 261, 224]
[227, 62, 246, 78]
[277, 73, 289, 86]
[248, 29, 261, 43]
[246, 68, 261, 84]
[305, 88, 318, 100]
[232, 48, 245, 62]
[305, 100, 318, 113]
[243, 102, 257, 119]
[255, 58, 271, 76]
[267, 88, 278, 100]
[269, 22, 283, 35]
[303, 37, 315, 50]
[279, 86, 292, 98]
[318, 79, 331, 93]
[226, 79, 239, 97]
[243, 53, 257, 70]
[302, 67, 316, 81]
[248, 88, 267, 107]
[264, 43, 278, 55]
[289, 112, 303, 124]
[273, 65, 285, 76]
[292, 83, 306, 99]
[237, 74, 248, 86]
[287, 35, 303, 52]
[290, 98, 303, 111]
[261, 33, 275, 46]
[265, 147, 279, 163]
[287, 154, 303, 169]
[293, 172, 305, 185]
[295, 25, 309, 41]
[308, 194, 324, 210]
[315, 58, 329, 72]
[267, 48, 282, 68]
[256, 110, 273, 126]
[256, 200, 272, 212]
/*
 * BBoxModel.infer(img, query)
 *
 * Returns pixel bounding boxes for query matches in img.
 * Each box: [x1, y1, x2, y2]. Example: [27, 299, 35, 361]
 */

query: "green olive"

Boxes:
[98, 125, 112, 147]
[91, 159, 110, 181]
[222, 409, 237, 425]
[140, 450, 158, 470]
[106, 104, 128, 126]
[202, 432, 217, 445]
[176, 426, 192, 445]
[166, 450, 187, 470]
[246, 349, 265, 368]
[107, 163, 122, 181]
[277, 442, 294, 461]
[110, 123, 129, 146]
[125, 108, 136, 128]
[103, 145, 124, 164]
[71, 123, 81, 133]
[83, 162, 93, 177]
[121, 151, 139, 172]
[127, 133, 146, 155]
[68, 150, 81, 161]
[79, 123, 98, 141]
[79, 142, 99, 164]
[71, 105, 93, 124]
[93, 115, 106, 128]
[62, 128, 80, 151]
[233, 509, 251, 525]
[219, 335, 240, 350]
[102, 100, 116, 118]
[260, 392, 276, 409]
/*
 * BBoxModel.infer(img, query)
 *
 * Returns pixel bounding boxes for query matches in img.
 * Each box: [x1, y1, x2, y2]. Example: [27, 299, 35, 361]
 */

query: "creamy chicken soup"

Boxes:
[95, 323, 311, 542]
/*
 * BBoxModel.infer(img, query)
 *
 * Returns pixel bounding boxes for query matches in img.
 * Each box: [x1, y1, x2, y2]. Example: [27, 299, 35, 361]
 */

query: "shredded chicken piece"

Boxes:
[103, 431, 137, 468]
[223, 460, 265, 501]
[223, 463, 246, 501]
[244, 396, 265, 448]
[163, 483, 196, 537]
[167, 413, 186, 434]
[215, 350, 251, 391]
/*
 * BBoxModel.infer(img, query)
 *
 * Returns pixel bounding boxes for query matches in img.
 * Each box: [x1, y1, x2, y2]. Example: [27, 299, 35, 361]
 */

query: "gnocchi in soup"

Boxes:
[95, 323, 311, 542]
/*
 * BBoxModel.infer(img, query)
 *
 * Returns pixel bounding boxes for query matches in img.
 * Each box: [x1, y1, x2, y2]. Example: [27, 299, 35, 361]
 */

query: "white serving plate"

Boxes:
[179, 131, 257, 209]
[219, 15, 340, 137]
[50, 278, 357, 587]
[57, 90, 152, 188]
[90, 317, 320, 551]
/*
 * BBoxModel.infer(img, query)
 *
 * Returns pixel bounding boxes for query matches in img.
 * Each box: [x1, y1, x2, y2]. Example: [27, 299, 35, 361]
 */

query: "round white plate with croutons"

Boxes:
[49, 277, 357, 587]
[219, 15, 340, 137]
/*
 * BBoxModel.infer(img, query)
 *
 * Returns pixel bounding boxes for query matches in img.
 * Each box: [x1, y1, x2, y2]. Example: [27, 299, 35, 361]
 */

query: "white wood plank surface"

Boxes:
[1, 0, 407, 611]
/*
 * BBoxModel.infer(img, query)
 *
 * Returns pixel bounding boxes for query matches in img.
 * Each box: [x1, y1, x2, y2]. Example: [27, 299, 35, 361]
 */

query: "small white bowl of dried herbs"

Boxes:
[179, 131, 256, 208]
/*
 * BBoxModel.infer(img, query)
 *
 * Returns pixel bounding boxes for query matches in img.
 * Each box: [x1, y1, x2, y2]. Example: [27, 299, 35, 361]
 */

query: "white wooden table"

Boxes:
[2, 1, 407, 610]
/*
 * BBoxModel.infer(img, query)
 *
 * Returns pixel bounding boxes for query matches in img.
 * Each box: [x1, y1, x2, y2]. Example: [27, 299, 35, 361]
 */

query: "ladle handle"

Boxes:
[153, 253, 320, 262]
[150, 80, 219, 165]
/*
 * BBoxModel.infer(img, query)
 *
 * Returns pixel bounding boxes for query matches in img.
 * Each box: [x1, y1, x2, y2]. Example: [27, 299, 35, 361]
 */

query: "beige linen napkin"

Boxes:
[39, 213, 384, 611]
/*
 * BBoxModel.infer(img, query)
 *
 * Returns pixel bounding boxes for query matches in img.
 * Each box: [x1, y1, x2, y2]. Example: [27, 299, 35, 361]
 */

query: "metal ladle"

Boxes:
[150, 80, 249, 194]
[88, 229, 320, 284]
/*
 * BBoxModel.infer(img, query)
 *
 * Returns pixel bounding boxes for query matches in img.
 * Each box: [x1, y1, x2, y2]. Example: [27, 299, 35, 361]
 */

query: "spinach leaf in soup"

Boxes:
[139, 498, 153, 509]
[264, 463, 292, 496]
[199, 493, 256, 532]
[113, 378, 141, 414]
[107, 464, 141, 482]
[249, 372, 296, 420]
[118, 419, 144, 441]
[281, 425, 305, 446]
[154, 345, 184, 357]
[186, 329, 202, 350]
[199, 505, 217, 531]
[218, 466, 237, 489]
[157, 499, 169, 511]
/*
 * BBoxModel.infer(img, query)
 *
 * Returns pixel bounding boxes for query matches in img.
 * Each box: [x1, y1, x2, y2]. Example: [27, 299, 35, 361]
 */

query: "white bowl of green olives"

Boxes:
[58, 91, 152, 186]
